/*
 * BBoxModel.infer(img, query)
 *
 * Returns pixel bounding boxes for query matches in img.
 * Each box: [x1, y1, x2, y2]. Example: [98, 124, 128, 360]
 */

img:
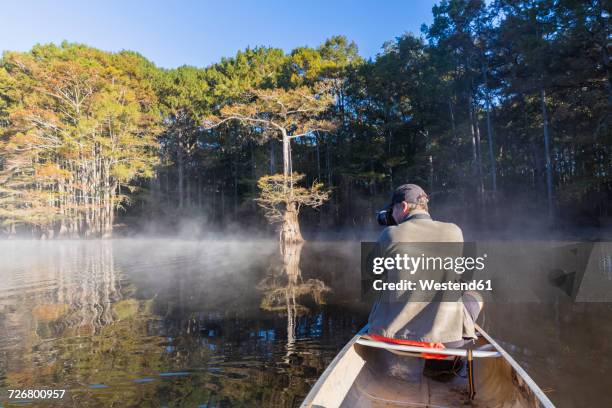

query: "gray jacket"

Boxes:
[367, 210, 475, 343]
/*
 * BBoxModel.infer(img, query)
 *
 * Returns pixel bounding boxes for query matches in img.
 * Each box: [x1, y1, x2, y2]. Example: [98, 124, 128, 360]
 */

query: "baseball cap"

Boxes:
[389, 184, 428, 206]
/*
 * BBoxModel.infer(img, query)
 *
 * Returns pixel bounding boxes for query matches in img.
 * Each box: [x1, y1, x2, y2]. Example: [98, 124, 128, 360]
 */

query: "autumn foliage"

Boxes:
[0, 44, 159, 237]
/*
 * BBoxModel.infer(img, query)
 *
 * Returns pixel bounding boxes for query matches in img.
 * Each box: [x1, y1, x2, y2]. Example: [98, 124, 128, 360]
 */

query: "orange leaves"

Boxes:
[0, 43, 161, 233]
[34, 163, 70, 180]
[31, 304, 69, 322]
[4, 132, 38, 148]
[255, 173, 331, 223]
[204, 82, 337, 141]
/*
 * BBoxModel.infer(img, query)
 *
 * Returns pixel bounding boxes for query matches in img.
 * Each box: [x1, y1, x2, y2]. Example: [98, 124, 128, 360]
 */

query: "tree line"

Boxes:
[0, 0, 609, 238]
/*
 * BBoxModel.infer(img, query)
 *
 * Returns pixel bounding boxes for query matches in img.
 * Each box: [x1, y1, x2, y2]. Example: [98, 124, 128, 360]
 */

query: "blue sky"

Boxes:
[0, 0, 438, 68]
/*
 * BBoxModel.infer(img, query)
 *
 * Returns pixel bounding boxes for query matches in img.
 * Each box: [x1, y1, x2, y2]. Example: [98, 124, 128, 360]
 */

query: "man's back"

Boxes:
[367, 211, 474, 343]
[381, 214, 463, 244]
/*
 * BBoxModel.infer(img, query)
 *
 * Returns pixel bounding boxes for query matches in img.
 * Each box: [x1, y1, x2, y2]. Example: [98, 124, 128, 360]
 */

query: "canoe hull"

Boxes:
[301, 325, 554, 408]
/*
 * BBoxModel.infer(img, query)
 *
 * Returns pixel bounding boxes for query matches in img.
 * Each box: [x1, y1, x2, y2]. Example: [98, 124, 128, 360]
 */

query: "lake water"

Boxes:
[0, 240, 610, 407]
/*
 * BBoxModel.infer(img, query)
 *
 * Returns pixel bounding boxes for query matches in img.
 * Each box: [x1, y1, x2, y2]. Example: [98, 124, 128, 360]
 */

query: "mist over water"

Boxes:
[0, 239, 364, 407]
[0, 238, 610, 407]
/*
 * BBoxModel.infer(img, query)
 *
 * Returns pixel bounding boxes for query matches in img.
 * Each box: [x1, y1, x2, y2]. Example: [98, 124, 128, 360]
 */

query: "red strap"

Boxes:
[368, 334, 448, 359]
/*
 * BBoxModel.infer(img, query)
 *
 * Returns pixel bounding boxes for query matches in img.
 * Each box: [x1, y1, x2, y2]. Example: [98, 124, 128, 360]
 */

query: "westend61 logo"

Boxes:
[361, 241, 612, 303]
[371, 253, 488, 275]
[360, 242, 491, 302]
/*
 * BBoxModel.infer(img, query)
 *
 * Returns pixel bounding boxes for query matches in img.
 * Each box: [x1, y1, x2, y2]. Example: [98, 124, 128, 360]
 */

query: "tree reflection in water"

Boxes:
[257, 242, 331, 362]
[1, 240, 363, 407]
[2, 240, 612, 406]
[53, 241, 122, 335]
[0, 241, 164, 406]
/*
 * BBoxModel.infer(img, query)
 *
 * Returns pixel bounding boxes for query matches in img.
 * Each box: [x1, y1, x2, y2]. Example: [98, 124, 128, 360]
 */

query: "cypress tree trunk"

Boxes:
[482, 64, 497, 194]
[448, 98, 457, 143]
[474, 113, 484, 196]
[281, 201, 304, 243]
[282, 130, 291, 187]
[468, 95, 484, 200]
[541, 87, 554, 220]
[485, 106, 497, 193]
[177, 130, 184, 209]
[280, 129, 303, 243]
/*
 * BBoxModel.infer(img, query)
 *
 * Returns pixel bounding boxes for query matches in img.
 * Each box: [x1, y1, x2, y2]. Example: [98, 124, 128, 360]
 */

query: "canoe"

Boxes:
[301, 324, 555, 408]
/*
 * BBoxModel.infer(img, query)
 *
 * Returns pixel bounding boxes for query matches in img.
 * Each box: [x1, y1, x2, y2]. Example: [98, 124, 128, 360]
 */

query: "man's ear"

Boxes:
[401, 201, 410, 213]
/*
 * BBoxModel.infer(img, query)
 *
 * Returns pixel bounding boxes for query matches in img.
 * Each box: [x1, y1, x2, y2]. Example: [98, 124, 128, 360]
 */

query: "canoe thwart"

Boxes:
[355, 337, 502, 358]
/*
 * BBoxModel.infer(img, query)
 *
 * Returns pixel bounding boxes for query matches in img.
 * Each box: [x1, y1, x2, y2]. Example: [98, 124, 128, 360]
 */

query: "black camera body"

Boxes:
[376, 208, 396, 226]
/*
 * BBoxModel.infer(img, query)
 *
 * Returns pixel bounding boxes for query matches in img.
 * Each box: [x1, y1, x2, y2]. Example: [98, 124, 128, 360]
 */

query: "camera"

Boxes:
[376, 207, 396, 226]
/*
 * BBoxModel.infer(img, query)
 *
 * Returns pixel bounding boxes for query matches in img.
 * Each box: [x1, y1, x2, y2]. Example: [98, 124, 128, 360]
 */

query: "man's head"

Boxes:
[389, 184, 429, 224]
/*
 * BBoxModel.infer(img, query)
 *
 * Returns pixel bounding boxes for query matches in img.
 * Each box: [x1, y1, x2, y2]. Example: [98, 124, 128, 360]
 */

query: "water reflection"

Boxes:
[0, 240, 363, 407]
[1, 240, 610, 407]
[52, 242, 121, 336]
[483, 301, 612, 408]
[257, 242, 331, 361]
[1, 242, 122, 382]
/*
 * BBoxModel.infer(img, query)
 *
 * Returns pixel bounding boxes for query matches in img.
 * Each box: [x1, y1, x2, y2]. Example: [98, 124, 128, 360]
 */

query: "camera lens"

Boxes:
[377, 209, 396, 226]
[377, 211, 387, 225]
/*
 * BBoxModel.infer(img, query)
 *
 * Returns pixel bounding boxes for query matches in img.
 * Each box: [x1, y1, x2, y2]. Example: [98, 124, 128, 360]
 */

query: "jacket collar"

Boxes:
[399, 209, 431, 224]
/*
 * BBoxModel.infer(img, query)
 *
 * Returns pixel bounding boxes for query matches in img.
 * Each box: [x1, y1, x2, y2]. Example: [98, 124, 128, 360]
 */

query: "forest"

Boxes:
[0, 0, 609, 239]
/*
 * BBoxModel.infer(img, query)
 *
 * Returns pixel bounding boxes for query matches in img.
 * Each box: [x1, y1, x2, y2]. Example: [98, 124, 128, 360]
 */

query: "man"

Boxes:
[367, 184, 482, 349]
